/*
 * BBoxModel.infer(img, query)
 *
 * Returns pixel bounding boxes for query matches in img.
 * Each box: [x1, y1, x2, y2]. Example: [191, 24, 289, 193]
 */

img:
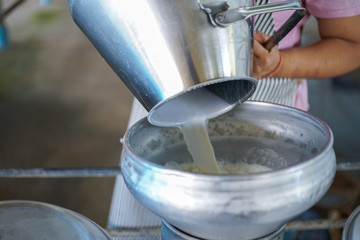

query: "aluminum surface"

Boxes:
[121, 102, 336, 240]
[161, 220, 285, 240]
[68, 0, 257, 125]
[342, 205, 360, 240]
[201, 0, 302, 27]
[0, 200, 111, 240]
[68, 0, 302, 126]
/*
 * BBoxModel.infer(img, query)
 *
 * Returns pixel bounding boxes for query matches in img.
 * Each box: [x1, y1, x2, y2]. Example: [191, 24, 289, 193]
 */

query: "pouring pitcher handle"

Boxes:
[263, 9, 306, 51]
[211, 0, 304, 27]
[200, 0, 306, 50]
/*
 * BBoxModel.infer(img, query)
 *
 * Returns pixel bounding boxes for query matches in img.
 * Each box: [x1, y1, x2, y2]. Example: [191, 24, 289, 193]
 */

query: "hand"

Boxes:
[251, 31, 282, 79]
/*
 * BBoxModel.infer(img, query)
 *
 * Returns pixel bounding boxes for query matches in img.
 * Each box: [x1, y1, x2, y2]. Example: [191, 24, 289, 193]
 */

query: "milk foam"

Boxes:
[165, 160, 273, 174]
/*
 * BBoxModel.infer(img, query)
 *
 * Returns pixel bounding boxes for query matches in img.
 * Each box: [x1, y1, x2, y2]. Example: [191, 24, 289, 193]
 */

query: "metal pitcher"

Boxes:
[68, 0, 305, 125]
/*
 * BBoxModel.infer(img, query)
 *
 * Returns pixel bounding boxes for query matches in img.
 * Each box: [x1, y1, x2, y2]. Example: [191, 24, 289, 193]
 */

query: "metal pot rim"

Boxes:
[343, 205, 360, 240]
[123, 101, 334, 181]
[147, 77, 257, 127]
[0, 200, 111, 240]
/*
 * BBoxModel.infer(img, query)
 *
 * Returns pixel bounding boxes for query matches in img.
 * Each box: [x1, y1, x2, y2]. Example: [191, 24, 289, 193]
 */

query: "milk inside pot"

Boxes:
[142, 89, 312, 175]
[148, 88, 287, 175]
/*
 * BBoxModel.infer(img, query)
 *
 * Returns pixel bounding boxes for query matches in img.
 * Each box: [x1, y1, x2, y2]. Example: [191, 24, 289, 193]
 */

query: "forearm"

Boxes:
[276, 37, 360, 79]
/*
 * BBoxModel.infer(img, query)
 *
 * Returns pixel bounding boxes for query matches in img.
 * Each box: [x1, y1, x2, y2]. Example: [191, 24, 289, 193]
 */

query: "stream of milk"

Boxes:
[165, 88, 273, 174]
[181, 115, 220, 174]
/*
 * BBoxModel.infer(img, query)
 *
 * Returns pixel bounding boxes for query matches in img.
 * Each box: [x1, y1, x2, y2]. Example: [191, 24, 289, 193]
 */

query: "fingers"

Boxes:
[253, 31, 282, 78]
[252, 39, 281, 78]
[254, 31, 271, 44]
[253, 39, 269, 58]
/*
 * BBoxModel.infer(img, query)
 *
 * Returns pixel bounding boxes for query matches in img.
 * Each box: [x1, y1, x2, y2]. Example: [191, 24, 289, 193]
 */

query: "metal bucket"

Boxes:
[68, 0, 303, 125]
[342, 205, 360, 240]
[121, 102, 336, 240]
[0, 200, 111, 240]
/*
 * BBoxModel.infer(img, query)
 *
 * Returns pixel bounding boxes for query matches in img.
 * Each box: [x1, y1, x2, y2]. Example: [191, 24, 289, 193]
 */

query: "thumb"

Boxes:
[253, 39, 269, 57]
[254, 31, 271, 44]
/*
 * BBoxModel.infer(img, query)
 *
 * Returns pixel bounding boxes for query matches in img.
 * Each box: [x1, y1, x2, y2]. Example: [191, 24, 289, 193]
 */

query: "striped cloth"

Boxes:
[254, 0, 275, 35]
[107, 0, 299, 232]
[112, 235, 160, 240]
[107, 99, 161, 229]
[249, 0, 298, 106]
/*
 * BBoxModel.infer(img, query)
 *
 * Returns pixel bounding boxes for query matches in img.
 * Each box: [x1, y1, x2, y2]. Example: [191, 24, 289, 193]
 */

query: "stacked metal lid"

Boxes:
[0, 200, 111, 240]
[343, 205, 360, 240]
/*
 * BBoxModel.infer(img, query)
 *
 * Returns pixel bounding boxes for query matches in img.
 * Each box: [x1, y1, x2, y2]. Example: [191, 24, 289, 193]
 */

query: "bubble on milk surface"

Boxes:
[164, 158, 274, 174]
[243, 147, 288, 169]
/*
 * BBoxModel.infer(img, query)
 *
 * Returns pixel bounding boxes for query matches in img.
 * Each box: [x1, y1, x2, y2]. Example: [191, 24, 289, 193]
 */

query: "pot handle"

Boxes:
[210, 0, 304, 27]
[200, 0, 306, 49]
[263, 8, 306, 50]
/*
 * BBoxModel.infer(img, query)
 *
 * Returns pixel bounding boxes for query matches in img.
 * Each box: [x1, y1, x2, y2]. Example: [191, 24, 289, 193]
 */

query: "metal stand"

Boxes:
[161, 220, 285, 240]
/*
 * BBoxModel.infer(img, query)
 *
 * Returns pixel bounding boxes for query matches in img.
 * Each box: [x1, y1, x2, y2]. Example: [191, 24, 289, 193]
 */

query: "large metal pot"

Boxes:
[68, 0, 304, 126]
[121, 102, 336, 240]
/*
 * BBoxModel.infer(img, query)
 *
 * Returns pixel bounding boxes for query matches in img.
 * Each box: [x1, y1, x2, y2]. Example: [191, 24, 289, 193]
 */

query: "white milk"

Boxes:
[149, 88, 233, 127]
[181, 116, 220, 174]
[157, 88, 273, 174]
[174, 88, 232, 174]
[151, 88, 233, 173]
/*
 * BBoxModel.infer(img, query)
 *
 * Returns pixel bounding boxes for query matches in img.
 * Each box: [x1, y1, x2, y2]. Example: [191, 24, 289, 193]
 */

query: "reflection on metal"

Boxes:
[0, 167, 121, 178]
[105, 218, 347, 238]
[0, 161, 358, 177]
[0, 162, 356, 236]
[337, 162, 360, 171]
